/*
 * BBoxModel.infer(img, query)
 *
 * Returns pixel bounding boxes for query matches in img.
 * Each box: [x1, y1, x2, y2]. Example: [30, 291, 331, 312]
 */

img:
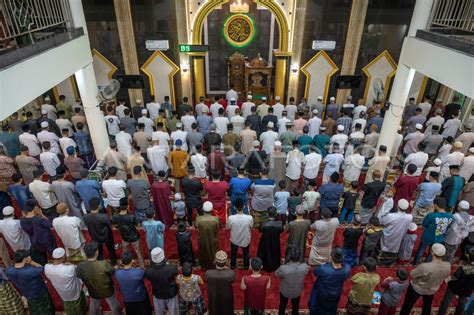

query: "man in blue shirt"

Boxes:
[7, 173, 31, 210]
[229, 167, 252, 214]
[414, 197, 454, 264]
[318, 172, 344, 218]
[196, 107, 213, 135]
[312, 126, 330, 157]
[73, 122, 95, 168]
[298, 126, 313, 155]
[413, 171, 442, 224]
[441, 165, 465, 210]
[115, 251, 152, 314]
[75, 169, 103, 212]
[0, 124, 20, 157]
[7, 249, 55, 314]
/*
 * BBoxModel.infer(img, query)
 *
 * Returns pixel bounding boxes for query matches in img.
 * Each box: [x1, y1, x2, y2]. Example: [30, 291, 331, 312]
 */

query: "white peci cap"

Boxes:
[330, 96, 335, 101]
[274, 140, 282, 147]
[267, 121, 274, 128]
[2, 206, 14, 216]
[151, 247, 165, 263]
[398, 199, 409, 210]
[40, 121, 49, 128]
[231, 97, 236, 101]
[52, 248, 66, 259]
[337, 125, 344, 131]
[262, 96, 267, 101]
[203, 201, 213, 212]
[275, 96, 281, 101]
[458, 200, 470, 210]
[433, 158, 442, 166]
[415, 123, 423, 130]
[174, 193, 182, 201]
[253, 140, 260, 147]
[247, 95, 252, 100]
[317, 96, 323, 100]
[313, 109, 318, 114]
[141, 109, 148, 115]
[432, 243, 446, 257]
[41, 109, 48, 115]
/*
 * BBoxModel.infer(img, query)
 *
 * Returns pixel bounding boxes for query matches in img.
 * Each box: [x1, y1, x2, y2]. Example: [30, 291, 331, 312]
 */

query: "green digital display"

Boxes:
[178, 44, 209, 53]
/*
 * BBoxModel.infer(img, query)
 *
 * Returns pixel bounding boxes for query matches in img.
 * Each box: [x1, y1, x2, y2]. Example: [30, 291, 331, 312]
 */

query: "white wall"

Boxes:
[0, 35, 92, 119]
[400, 36, 474, 98]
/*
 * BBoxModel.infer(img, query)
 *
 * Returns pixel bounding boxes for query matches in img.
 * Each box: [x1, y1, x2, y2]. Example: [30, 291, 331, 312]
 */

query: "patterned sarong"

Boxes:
[27, 293, 55, 315]
[251, 210, 268, 228]
[63, 291, 88, 315]
[0, 282, 24, 314]
[308, 244, 331, 266]
[346, 297, 371, 314]
[412, 204, 434, 224]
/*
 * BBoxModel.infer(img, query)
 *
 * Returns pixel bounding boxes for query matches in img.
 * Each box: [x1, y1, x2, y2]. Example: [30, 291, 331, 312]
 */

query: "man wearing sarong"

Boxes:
[378, 199, 413, 266]
[308, 208, 339, 266]
[205, 169, 229, 225]
[150, 170, 174, 228]
[196, 201, 220, 269]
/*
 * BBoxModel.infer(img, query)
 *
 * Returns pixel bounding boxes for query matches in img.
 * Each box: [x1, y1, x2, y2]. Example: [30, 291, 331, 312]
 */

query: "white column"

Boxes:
[377, 0, 433, 152]
[69, 0, 109, 158]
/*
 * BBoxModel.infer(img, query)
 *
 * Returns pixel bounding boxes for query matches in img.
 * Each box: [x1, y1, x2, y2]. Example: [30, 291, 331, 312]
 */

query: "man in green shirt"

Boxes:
[312, 126, 330, 157]
[56, 95, 72, 119]
[279, 122, 297, 153]
[76, 242, 122, 314]
[346, 257, 380, 314]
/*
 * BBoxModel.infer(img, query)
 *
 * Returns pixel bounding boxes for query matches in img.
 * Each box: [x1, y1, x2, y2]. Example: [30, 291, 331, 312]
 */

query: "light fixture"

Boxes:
[230, 0, 249, 13]
[291, 64, 299, 74]
[181, 64, 189, 74]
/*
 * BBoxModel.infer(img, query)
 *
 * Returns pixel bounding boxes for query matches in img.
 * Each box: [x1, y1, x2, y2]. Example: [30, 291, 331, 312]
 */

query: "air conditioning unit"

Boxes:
[145, 40, 169, 51]
[312, 40, 336, 51]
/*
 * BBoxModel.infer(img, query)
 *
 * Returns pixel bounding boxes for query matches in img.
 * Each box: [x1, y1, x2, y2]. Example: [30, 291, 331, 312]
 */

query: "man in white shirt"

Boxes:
[147, 141, 169, 174]
[227, 198, 254, 269]
[418, 96, 432, 117]
[151, 123, 171, 154]
[231, 108, 245, 135]
[344, 146, 365, 185]
[456, 124, 474, 154]
[353, 100, 367, 120]
[442, 112, 462, 139]
[330, 125, 348, 153]
[146, 96, 161, 121]
[0, 206, 31, 251]
[440, 141, 465, 181]
[190, 144, 208, 179]
[404, 143, 429, 176]
[40, 141, 61, 176]
[115, 100, 128, 119]
[403, 124, 425, 155]
[115, 125, 133, 158]
[37, 121, 60, 154]
[285, 97, 298, 121]
[170, 122, 188, 151]
[29, 169, 58, 214]
[210, 96, 224, 119]
[391, 126, 404, 160]
[341, 95, 355, 116]
[256, 97, 270, 117]
[137, 109, 154, 136]
[55, 111, 73, 137]
[44, 248, 85, 309]
[241, 95, 255, 119]
[460, 147, 474, 181]
[322, 144, 344, 184]
[351, 111, 367, 133]
[214, 108, 230, 137]
[181, 110, 197, 133]
[195, 96, 209, 117]
[59, 129, 77, 157]
[52, 203, 85, 259]
[303, 146, 322, 186]
[278, 111, 291, 136]
[272, 96, 285, 119]
[101, 166, 127, 209]
[226, 84, 238, 103]
[286, 140, 304, 191]
[19, 125, 41, 157]
[425, 108, 445, 135]
[345, 123, 365, 157]
[226, 98, 238, 118]
[104, 106, 121, 136]
[260, 122, 279, 154]
[308, 109, 322, 138]
[41, 96, 57, 120]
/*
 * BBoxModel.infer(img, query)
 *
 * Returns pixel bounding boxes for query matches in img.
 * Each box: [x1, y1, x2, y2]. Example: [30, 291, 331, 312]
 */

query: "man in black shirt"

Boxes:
[181, 166, 203, 225]
[261, 106, 278, 133]
[245, 106, 262, 136]
[203, 124, 222, 155]
[247, 140, 267, 179]
[83, 197, 117, 265]
[360, 169, 386, 224]
[112, 197, 144, 267]
[443, 95, 461, 120]
[145, 247, 179, 314]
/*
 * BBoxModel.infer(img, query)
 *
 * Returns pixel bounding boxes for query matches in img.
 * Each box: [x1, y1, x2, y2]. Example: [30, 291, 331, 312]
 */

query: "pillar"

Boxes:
[335, 0, 368, 104]
[68, 0, 110, 157]
[377, 0, 434, 152]
[175, 0, 192, 102]
[113, 0, 144, 105]
[274, 52, 291, 102]
[192, 54, 206, 104]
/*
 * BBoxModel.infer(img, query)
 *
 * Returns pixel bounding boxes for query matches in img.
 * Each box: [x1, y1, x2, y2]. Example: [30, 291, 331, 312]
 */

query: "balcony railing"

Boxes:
[0, 0, 73, 51]
[430, 0, 474, 33]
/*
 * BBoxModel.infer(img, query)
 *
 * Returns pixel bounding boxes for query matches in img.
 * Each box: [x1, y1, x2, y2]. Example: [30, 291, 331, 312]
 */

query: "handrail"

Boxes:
[430, 0, 474, 33]
[0, 0, 73, 48]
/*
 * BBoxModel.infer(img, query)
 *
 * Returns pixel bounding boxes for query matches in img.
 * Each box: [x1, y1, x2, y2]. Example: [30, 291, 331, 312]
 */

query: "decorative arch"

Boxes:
[191, 0, 290, 52]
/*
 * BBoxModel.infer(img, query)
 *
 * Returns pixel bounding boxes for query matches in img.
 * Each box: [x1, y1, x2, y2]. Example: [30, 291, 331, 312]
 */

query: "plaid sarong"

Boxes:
[346, 297, 371, 314]
[63, 291, 87, 315]
[251, 210, 268, 228]
[27, 293, 55, 315]
[412, 204, 434, 224]
[0, 282, 24, 314]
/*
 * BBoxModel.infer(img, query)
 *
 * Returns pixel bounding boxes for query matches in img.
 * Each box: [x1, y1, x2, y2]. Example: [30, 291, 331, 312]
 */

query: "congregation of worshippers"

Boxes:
[0, 91, 474, 315]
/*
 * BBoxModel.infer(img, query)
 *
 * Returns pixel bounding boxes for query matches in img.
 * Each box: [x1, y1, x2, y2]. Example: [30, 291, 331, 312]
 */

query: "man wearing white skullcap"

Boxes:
[41, 95, 57, 120]
[329, 125, 348, 154]
[326, 96, 339, 120]
[195, 201, 220, 269]
[137, 108, 154, 136]
[273, 95, 285, 119]
[37, 120, 61, 154]
[311, 96, 324, 118]
[241, 95, 255, 119]
[45, 247, 86, 311]
[403, 122, 426, 156]
[400, 242, 451, 315]
[308, 108, 322, 137]
[443, 200, 473, 262]
[379, 198, 413, 266]
[459, 146, 474, 181]
[257, 96, 270, 118]
[0, 206, 31, 253]
[226, 97, 239, 119]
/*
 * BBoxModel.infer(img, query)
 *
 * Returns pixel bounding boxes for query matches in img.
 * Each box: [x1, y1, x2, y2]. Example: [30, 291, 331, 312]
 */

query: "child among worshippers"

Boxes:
[342, 214, 364, 267]
[176, 222, 195, 266]
[142, 209, 165, 254]
[378, 268, 409, 315]
[340, 181, 360, 224]
[241, 257, 271, 314]
[176, 262, 206, 315]
[397, 222, 418, 264]
[274, 180, 290, 227]
[302, 180, 320, 223]
[173, 192, 186, 225]
[359, 216, 383, 265]
[346, 257, 380, 314]
[288, 188, 303, 222]
[376, 188, 394, 220]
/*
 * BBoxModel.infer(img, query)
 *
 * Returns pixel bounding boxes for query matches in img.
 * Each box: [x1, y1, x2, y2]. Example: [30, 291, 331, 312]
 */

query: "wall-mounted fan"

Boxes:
[98, 79, 121, 101]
